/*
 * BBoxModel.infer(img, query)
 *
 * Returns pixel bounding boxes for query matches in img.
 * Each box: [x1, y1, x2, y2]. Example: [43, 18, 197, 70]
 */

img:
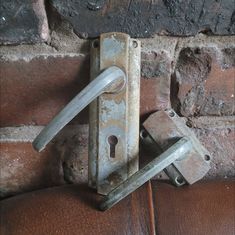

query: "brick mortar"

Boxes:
[0, 118, 234, 183]
[0, 43, 87, 62]
[0, 116, 234, 141]
[0, 118, 234, 199]
[1, 34, 235, 62]
[183, 116, 235, 130]
[0, 125, 88, 142]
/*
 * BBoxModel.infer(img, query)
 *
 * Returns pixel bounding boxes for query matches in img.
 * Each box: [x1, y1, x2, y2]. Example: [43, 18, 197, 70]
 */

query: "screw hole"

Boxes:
[169, 110, 175, 117]
[204, 155, 211, 161]
[186, 120, 192, 128]
[81, 32, 88, 39]
[140, 129, 148, 139]
[132, 40, 138, 48]
[92, 40, 99, 48]
[175, 176, 184, 185]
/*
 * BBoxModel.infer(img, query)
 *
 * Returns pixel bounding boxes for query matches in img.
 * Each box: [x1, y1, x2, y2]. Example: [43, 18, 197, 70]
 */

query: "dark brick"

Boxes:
[173, 47, 235, 116]
[50, 0, 235, 38]
[0, 56, 89, 126]
[0, 0, 49, 44]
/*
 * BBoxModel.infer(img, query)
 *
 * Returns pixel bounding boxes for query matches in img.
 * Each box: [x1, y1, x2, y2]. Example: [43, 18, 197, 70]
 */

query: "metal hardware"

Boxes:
[89, 33, 140, 195]
[141, 109, 211, 186]
[140, 129, 186, 186]
[100, 137, 192, 211]
[33, 66, 126, 152]
[32, 33, 210, 211]
[100, 109, 211, 210]
[33, 32, 141, 196]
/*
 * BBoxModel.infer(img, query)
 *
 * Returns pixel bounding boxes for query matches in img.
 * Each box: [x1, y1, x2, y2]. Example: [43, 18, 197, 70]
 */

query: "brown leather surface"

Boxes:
[1, 181, 234, 235]
[0, 183, 154, 235]
[152, 181, 235, 235]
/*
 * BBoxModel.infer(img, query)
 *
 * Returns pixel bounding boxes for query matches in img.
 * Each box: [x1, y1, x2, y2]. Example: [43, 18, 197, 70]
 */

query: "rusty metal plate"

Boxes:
[142, 109, 211, 185]
[89, 33, 141, 195]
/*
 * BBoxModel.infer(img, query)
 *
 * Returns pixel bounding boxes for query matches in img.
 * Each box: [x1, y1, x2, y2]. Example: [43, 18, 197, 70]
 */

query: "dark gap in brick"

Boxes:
[170, 73, 181, 116]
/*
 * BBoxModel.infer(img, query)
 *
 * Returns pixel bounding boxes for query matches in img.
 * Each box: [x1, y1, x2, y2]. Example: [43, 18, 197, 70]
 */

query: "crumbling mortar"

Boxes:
[1, 32, 234, 62]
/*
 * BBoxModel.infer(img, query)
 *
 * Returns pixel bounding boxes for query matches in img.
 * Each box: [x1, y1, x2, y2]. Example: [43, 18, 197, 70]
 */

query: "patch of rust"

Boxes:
[100, 99, 126, 124]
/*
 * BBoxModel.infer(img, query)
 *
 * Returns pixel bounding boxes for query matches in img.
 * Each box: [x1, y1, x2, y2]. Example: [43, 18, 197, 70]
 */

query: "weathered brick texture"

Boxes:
[0, 126, 88, 198]
[0, 48, 171, 126]
[173, 47, 235, 116]
[188, 116, 235, 179]
[1, 116, 234, 197]
[50, 0, 235, 38]
[0, 33, 234, 197]
[1, 0, 235, 44]
[140, 51, 172, 119]
[0, 56, 89, 126]
[0, 142, 64, 197]
[0, 0, 49, 44]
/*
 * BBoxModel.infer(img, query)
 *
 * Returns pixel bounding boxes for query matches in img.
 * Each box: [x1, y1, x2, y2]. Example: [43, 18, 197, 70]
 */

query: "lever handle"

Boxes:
[33, 66, 126, 152]
[100, 137, 192, 210]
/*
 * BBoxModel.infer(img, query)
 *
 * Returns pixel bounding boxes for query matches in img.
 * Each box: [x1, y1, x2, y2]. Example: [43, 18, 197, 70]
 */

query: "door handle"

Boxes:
[33, 32, 141, 196]
[31, 33, 211, 211]
[100, 109, 211, 211]
[33, 66, 126, 152]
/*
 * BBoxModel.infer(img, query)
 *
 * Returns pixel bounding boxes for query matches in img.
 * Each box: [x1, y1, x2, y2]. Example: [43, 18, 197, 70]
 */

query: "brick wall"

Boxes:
[0, 0, 234, 198]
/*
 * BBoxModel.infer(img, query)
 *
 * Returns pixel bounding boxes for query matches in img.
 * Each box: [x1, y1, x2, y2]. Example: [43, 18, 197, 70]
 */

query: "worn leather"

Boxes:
[0, 181, 234, 235]
[152, 180, 235, 235]
[0, 183, 154, 235]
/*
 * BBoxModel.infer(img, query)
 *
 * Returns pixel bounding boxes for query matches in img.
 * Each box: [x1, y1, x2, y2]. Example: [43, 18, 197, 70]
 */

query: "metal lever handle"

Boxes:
[33, 66, 126, 152]
[100, 137, 192, 211]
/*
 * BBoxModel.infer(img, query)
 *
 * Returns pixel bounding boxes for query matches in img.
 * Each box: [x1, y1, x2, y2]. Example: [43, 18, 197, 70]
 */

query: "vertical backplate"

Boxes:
[89, 33, 141, 195]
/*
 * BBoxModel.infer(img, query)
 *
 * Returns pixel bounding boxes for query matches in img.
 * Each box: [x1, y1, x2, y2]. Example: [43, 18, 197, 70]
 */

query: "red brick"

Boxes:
[1, 53, 171, 126]
[1, 116, 234, 198]
[140, 78, 170, 119]
[174, 47, 235, 116]
[140, 51, 171, 119]
[0, 142, 64, 198]
[0, 126, 88, 198]
[189, 116, 235, 179]
[0, 56, 89, 126]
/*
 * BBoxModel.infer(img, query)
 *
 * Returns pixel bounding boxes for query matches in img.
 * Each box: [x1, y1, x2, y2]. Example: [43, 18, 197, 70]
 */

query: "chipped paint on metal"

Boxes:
[102, 36, 125, 61]
[143, 109, 211, 185]
[89, 33, 140, 195]
[100, 99, 126, 124]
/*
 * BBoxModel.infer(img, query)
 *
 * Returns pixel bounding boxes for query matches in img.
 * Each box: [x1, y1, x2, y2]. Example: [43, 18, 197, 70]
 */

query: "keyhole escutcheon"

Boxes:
[108, 135, 118, 158]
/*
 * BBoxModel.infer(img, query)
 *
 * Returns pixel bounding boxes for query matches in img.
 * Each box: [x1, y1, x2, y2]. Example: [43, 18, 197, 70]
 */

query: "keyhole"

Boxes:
[108, 135, 118, 158]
